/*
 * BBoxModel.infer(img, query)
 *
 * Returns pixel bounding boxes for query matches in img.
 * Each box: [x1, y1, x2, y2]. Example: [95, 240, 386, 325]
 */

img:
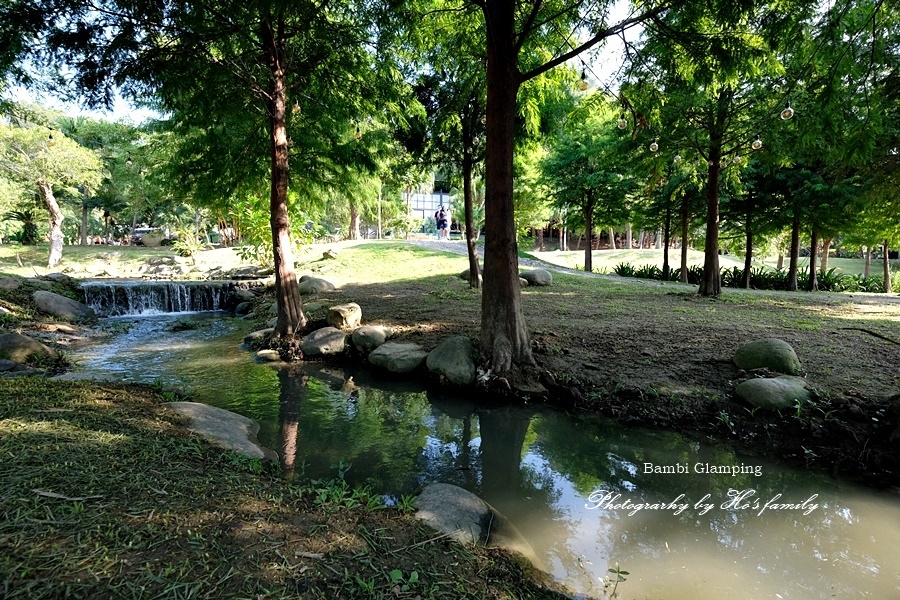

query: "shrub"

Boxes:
[613, 262, 635, 277]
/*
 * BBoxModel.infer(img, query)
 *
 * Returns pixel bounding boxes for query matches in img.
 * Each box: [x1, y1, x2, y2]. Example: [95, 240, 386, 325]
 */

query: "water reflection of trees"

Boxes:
[270, 365, 896, 599]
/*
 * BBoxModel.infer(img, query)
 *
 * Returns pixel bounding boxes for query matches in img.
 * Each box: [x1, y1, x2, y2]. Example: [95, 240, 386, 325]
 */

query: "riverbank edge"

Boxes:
[0, 376, 573, 600]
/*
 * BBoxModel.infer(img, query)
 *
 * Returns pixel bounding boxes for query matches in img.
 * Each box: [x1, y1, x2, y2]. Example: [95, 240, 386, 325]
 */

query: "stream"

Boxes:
[69, 312, 900, 599]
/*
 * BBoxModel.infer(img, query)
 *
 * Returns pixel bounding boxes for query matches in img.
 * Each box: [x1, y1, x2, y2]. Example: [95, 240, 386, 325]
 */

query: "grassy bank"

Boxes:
[0, 378, 564, 599]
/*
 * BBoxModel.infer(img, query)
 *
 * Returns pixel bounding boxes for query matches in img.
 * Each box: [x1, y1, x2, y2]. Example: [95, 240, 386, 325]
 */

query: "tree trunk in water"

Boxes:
[788, 216, 800, 291]
[662, 206, 671, 280]
[262, 14, 306, 337]
[39, 182, 64, 267]
[583, 194, 594, 273]
[80, 186, 89, 246]
[349, 200, 360, 240]
[480, 0, 534, 376]
[820, 237, 832, 272]
[625, 222, 632, 250]
[463, 155, 481, 288]
[277, 369, 306, 479]
[884, 240, 892, 294]
[864, 246, 871, 277]
[808, 228, 819, 291]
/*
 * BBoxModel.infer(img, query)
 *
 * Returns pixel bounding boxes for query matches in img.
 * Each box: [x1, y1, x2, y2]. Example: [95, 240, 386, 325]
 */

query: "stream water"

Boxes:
[69, 313, 900, 599]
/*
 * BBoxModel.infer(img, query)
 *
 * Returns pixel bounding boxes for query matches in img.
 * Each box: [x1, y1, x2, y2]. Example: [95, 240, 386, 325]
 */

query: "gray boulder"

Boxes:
[44, 273, 73, 284]
[734, 338, 802, 375]
[0, 332, 58, 364]
[0, 277, 23, 291]
[255, 349, 282, 362]
[520, 269, 552, 286]
[414, 483, 541, 568]
[32, 290, 97, 322]
[243, 328, 274, 345]
[415, 483, 490, 544]
[327, 302, 362, 330]
[426, 336, 476, 386]
[163, 402, 277, 462]
[0, 358, 39, 376]
[300, 327, 349, 357]
[351, 325, 391, 353]
[232, 289, 256, 303]
[368, 342, 428, 373]
[298, 277, 335, 294]
[735, 375, 810, 410]
[234, 301, 253, 315]
[519, 277, 529, 287]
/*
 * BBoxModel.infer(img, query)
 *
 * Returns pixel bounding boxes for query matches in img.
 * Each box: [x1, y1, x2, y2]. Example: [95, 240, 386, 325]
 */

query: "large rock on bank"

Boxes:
[0, 332, 58, 364]
[735, 375, 811, 410]
[351, 325, 391, 353]
[300, 327, 349, 357]
[327, 303, 362, 330]
[162, 402, 276, 462]
[426, 336, 476, 385]
[368, 342, 428, 373]
[298, 277, 335, 295]
[32, 290, 97, 322]
[733, 338, 802, 375]
[520, 269, 552, 286]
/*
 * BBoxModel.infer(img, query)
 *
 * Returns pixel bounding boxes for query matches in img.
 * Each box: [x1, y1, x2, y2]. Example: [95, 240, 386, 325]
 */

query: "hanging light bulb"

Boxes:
[47, 133, 56, 147]
[751, 135, 763, 150]
[578, 69, 588, 91]
[125, 155, 133, 168]
[292, 100, 301, 115]
[780, 101, 794, 120]
[617, 115, 627, 130]
[732, 154, 741, 165]
[673, 154, 682, 164]
[649, 139, 659, 152]
[355, 126, 361, 141]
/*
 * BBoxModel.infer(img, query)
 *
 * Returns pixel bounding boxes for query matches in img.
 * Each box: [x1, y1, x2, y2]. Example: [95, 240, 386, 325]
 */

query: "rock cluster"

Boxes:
[732, 338, 809, 411]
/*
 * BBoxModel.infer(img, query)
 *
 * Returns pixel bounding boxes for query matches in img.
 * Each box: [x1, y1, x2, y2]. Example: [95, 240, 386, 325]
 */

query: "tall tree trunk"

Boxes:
[584, 194, 594, 273]
[777, 253, 784, 270]
[742, 225, 753, 289]
[808, 228, 819, 291]
[625, 222, 633, 250]
[662, 206, 671, 280]
[262, 14, 306, 337]
[480, 0, 534, 377]
[349, 200, 360, 240]
[463, 154, 481, 288]
[788, 216, 800, 291]
[39, 182, 64, 268]
[699, 161, 722, 296]
[679, 195, 689, 283]
[608, 227, 615, 249]
[699, 93, 729, 297]
[864, 246, 871, 278]
[884, 240, 892, 294]
[80, 185, 89, 246]
[820, 237, 832, 272]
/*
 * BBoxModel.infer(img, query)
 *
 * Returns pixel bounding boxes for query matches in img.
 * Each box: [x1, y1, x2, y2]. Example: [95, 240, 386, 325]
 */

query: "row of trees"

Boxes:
[1, 0, 898, 384]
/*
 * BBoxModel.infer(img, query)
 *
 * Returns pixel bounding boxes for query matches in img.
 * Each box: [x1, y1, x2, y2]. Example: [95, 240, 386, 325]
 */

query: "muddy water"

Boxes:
[71, 314, 900, 599]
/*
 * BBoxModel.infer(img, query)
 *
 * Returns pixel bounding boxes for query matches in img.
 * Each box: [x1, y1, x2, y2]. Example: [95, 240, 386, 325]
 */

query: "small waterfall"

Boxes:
[82, 281, 232, 317]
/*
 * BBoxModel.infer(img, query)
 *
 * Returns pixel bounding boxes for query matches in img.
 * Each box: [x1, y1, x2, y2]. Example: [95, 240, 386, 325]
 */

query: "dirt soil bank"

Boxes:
[314, 240, 900, 488]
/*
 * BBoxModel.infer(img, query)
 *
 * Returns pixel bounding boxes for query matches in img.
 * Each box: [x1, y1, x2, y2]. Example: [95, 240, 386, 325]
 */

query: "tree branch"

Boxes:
[520, 5, 668, 83]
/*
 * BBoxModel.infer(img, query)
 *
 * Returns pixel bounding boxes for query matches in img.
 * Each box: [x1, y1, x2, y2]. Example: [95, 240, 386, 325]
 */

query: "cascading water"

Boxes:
[82, 281, 232, 316]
